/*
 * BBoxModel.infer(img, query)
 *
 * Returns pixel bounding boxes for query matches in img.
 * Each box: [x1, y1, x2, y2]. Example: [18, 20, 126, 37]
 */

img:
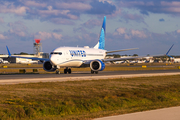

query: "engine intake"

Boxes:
[90, 60, 105, 71]
[43, 61, 56, 72]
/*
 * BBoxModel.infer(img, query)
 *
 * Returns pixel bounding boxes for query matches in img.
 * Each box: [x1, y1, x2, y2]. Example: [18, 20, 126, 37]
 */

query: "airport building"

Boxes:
[0, 39, 49, 64]
[0, 53, 49, 64]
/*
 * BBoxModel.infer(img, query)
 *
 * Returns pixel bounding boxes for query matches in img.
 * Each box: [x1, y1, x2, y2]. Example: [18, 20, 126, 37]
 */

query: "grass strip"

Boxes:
[0, 75, 180, 119]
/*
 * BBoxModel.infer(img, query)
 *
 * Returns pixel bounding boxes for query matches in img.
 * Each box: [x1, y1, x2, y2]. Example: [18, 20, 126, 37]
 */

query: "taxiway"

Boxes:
[0, 69, 180, 84]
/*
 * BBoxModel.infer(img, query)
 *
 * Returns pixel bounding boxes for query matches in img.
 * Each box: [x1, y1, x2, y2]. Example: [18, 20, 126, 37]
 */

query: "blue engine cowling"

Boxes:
[43, 61, 57, 72]
[90, 60, 105, 71]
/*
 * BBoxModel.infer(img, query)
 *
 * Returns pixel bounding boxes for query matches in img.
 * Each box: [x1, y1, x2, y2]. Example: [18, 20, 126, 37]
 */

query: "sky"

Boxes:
[0, 0, 180, 56]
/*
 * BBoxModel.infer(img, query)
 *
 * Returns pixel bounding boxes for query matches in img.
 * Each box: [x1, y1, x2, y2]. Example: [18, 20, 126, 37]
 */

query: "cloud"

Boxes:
[9, 29, 26, 37]
[7, 21, 27, 37]
[82, 19, 102, 28]
[117, 1, 180, 15]
[34, 32, 52, 40]
[22, 0, 47, 7]
[131, 29, 147, 38]
[0, 2, 28, 15]
[161, 1, 180, 7]
[0, 34, 8, 40]
[159, 18, 165, 22]
[50, 18, 75, 25]
[121, 13, 145, 23]
[73, 27, 87, 33]
[52, 33, 63, 40]
[37, 6, 79, 20]
[177, 29, 180, 33]
[113, 27, 126, 35]
[34, 31, 63, 40]
[0, 17, 4, 23]
[55, 2, 91, 10]
[113, 27, 147, 39]
[86, 0, 116, 15]
[161, 1, 180, 14]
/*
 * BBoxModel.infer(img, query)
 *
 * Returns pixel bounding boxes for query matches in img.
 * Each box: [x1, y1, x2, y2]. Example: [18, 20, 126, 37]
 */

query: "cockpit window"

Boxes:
[50, 52, 62, 55]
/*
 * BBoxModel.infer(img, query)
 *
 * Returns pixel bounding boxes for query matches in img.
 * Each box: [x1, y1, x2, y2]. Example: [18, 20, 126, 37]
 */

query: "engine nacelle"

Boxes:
[90, 60, 105, 71]
[43, 61, 56, 72]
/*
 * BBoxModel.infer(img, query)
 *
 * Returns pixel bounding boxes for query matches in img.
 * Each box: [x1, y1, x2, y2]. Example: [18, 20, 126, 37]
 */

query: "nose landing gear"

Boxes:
[56, 70, 60, 74]
[91, 70, 98, 74]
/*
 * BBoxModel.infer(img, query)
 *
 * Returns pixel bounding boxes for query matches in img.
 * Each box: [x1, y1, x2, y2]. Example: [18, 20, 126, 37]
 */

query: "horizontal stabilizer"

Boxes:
[106, 48, 139, 54]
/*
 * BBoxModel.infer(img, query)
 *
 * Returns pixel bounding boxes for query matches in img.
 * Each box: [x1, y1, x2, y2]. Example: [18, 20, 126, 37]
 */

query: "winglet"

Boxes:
[6, 46, 11, 56]
[166, 44, 174, 56]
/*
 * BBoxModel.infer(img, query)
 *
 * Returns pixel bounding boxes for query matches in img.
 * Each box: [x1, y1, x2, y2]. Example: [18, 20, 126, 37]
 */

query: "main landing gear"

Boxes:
[64, 67, 71, 74]
[56, 68, 72, 74]
[91, 70, 98, 74]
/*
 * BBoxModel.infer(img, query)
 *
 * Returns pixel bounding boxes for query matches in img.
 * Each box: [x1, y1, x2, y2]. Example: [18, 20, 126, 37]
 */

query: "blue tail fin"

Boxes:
[165, 44, 174, 58]
[94, 16, 106, 50]
[166, 44, 174, 56]
[6, 46, 11, 56]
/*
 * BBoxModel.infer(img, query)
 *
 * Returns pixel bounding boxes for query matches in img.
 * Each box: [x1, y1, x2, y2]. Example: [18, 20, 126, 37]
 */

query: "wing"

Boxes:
[104, 44, 174, 62]
[6, 46, 49, 61]
[106, 48, 138, 54]
[104, 54, 164, 62]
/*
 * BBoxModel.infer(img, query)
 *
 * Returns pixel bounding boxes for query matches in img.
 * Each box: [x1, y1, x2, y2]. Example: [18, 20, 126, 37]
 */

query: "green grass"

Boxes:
[1, 75, 180, 119]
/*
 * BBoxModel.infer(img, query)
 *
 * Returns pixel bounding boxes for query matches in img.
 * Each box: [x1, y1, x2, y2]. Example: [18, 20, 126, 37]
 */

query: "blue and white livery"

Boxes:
[6, 16, 141, 74]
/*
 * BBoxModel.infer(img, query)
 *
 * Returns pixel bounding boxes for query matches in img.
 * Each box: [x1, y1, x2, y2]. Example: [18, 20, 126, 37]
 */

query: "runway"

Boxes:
[0, 69, 180, 84]
[94, 106, 180, 120]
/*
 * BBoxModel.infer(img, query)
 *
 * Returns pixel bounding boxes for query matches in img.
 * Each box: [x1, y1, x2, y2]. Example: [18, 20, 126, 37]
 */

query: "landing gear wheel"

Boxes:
[64, 69, 67, 74]
[95, 71, 98, 74]
[56, 71, 60, 74]
[68, 69, 71, 74]
[91, 70, 94, 74]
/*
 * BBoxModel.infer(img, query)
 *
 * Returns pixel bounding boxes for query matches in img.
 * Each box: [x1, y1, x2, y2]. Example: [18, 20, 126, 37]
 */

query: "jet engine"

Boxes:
[43, 61, 56, 72]
[90, 60, 105, 71]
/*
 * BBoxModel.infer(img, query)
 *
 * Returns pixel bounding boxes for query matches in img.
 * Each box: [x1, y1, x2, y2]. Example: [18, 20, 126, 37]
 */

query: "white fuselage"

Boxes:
[50, 47, 106, 67]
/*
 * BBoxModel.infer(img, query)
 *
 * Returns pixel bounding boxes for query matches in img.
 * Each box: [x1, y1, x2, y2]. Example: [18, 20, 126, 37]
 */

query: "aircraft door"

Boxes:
[66, 51, 70, 60]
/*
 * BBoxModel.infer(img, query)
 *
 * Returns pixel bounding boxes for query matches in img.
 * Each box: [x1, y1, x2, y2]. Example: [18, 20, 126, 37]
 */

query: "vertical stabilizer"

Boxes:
[94, 16, 106, 49]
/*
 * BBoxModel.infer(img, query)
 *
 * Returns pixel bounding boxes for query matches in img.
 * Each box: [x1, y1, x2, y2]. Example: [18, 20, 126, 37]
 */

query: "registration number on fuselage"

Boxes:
[69, 50, 86, 57]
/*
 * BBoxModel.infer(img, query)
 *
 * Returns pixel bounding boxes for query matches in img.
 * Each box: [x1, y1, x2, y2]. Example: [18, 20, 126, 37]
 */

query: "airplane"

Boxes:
[6, 16, 172, 74]
[16, 58, 38, 64]
[0, 58, 10, 64]
[165, 44, 180, 63]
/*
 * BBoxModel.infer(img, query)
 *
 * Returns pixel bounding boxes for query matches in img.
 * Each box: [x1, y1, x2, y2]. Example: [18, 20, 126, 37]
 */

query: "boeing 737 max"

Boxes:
[6, 16, 172, 74]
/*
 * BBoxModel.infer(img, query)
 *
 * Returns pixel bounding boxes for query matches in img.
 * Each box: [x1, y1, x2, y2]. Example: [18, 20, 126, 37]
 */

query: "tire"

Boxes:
[95, 71, 98, 74]
[68, 69, 71, 74]
[64, 69, 67, 74]
[56, 71, 60, 74]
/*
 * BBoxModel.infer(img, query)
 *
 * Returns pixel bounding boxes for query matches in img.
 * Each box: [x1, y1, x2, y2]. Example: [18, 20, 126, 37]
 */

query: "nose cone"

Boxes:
[50, 55, 57, 65]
